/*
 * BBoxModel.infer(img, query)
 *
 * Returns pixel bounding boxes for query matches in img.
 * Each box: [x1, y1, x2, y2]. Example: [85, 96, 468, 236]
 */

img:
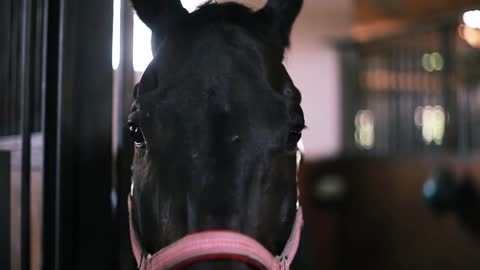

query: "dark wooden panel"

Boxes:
[301, 159, 480, 270]
[353, 0, 478, 41]
[355, 0, 478, 24]
[0, 151, 11, 270]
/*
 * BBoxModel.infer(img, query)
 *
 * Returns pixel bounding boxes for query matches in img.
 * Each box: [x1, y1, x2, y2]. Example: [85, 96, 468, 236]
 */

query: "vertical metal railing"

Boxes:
[0, 0, 43, 138]
[41, 0, 61, 268]
[113, 1, 136, 269]
[1, 0, 49, 269]
[19, 0, 33, 269]
[42, 0, 114, 269]
[0, 3, 12, 267]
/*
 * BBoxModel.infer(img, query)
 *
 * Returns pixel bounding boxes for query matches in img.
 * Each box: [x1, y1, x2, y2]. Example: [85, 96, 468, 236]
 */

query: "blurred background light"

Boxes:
[430, 52, 444, 71]
[112, 0, 121, 69]
[421, 52, 444, 72]
[459, 25, 480, 48]
[354, 110, 375, 150]
[422, 53, 433, 72]
[415, 105, 445, 145]
[132, 14, 153, 72]
[181, 0, 208, 13]
[460, 10, 480, 48]
[463, 10, 480, 29]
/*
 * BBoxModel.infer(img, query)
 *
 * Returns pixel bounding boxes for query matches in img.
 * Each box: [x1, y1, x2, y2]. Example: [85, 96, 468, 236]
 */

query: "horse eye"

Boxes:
[128, 123, 145, 148]
[287, 129, 302, 149]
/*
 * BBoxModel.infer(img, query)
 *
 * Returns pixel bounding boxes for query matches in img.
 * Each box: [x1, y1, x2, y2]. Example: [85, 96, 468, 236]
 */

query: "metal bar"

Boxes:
[56, 2, 75, 265]
[112, 0, 134, 212]
[43, 0, 115, 269]
[32, 5, 42, 133]
[19, 0, 33, 268]
[0, 0, 11, 136]
[114, 1, 136, 268]
[440, 25, 456, 153]
[69, 0, 114, 268]
[41, 0, 61, 268]
[8, 0, 19, 136]
[339, 42, 357, 155]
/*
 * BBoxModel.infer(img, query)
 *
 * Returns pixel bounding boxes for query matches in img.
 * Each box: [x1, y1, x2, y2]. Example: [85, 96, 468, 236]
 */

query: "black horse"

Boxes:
[127, 0, 306, 269]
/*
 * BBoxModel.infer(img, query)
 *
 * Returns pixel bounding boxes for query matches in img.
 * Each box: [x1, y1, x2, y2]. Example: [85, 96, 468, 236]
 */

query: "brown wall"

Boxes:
[353, 0, 478, 41]
[300, 159, 480, 270]
[355, 0, 478, 25]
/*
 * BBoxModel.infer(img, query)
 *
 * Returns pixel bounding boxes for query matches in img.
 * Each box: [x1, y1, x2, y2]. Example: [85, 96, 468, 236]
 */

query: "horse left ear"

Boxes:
[130, 0, 187, 33]
[256, 0, 303, 47]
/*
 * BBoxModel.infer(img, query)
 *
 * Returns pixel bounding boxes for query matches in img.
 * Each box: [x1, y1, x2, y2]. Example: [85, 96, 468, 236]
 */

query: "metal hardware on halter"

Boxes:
[296, 139, 304, 210]
[296, 139, 304, 172]
[276, 254, 290, 270]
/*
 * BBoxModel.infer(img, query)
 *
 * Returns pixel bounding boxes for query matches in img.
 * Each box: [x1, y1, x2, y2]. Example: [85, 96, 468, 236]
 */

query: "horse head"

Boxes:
[128, 0, 304, 268]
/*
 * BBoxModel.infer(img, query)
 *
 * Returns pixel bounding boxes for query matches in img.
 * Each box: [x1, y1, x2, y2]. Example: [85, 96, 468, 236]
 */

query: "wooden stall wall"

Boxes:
[300, 159, 480, 270]
[353, 0, 478, 41]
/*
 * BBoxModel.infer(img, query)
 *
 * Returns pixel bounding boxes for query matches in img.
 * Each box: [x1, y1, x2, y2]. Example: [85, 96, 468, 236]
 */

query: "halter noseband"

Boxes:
[128, 141, 304, 270]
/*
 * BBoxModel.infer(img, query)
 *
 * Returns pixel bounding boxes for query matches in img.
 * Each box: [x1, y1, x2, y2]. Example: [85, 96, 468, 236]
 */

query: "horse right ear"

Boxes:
[130, 0, 187, 32]
[256, 0, 303, 48]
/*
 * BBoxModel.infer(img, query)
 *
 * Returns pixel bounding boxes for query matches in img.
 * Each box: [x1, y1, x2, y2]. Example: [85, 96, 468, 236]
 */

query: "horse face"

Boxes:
[128, 1, 304, 268]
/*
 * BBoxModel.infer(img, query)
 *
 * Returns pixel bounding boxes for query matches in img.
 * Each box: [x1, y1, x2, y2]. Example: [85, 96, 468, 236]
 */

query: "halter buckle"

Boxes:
[276, 255, 289, 270]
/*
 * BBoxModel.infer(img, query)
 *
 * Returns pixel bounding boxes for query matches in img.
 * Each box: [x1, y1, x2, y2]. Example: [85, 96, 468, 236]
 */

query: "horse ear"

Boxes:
[256, 0, 303, 47]
[130, 0, 187, 31]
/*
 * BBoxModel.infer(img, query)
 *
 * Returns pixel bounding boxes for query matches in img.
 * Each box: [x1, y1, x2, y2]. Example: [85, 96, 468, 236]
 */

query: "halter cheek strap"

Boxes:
[129, 141, 304, 270]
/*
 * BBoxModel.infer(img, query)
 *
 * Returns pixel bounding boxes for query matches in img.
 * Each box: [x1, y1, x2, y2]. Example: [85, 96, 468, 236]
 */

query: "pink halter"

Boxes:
[128, 197, 303, 270]
[128, 143, 304, 270]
